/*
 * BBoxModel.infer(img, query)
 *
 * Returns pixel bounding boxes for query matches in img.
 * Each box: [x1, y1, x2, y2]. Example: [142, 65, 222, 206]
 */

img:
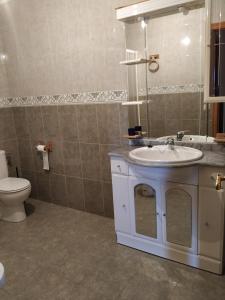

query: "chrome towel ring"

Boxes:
[149, 54, 160, 73]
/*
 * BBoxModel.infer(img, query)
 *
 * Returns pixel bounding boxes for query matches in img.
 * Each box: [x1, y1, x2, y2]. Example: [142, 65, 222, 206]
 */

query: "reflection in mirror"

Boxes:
[123, 3, 213, 138]
[134, 184, 157, 238]
[125, 20, 149, 132]
[209, 0, 225, 98]
[166, 188, 192, 248]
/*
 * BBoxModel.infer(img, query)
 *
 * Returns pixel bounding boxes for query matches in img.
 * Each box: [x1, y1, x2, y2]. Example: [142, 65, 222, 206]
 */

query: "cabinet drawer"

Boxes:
[111, 157, 128, 175]
[129, 165, 198, 185]
[199, 166, 225, 188]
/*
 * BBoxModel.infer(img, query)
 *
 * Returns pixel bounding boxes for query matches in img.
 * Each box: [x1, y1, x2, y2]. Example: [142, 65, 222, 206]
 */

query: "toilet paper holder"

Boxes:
[36, 142, 53, 152]
[36, 142, 52, 171]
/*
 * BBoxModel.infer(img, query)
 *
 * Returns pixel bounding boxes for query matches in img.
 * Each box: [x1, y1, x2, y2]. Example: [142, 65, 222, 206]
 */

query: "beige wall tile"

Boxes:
[62, 141, 82, 178]
[77, 104, 99, 143]
[102, 181, 114, 218]
[0, 0, 127, 97]
[84, 179, 104, 215]
[50, 173, 68, 207]
[7, 101, 123, 219]
[36, 172, 51, 203]
[80, 143, 101, 180]
[97, 103, 121, 144]
[66, 176, 85, 211]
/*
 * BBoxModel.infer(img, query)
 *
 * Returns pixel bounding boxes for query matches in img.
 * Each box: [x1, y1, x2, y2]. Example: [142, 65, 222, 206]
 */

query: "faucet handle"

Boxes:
[177, 131, 184, 135]
[176, 130, 189, 141]
[177, 130, 190, 135]
[166, 137, 175, 145]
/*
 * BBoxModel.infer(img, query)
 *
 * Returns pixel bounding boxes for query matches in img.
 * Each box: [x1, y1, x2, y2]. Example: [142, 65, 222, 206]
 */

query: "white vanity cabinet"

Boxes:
[112, 174, 130, 234]
[110, 156, 225, 274]
[198, 167, 225, 269]
[111, 157, 130, 234]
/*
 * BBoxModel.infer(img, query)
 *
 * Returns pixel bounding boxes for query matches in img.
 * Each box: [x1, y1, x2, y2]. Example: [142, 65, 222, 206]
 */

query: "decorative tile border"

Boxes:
[0, 84, 204, 108]
[139, 84, 204, 96]
[0, 90, 128, 108]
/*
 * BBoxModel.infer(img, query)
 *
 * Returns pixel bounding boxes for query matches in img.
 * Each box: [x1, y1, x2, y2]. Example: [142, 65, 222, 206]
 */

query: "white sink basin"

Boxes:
[157, 135, 214, 143]
[129, 145, 203, 166]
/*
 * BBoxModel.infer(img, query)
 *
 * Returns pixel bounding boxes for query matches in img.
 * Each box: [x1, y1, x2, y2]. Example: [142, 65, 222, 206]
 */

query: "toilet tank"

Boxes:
[0, 151, 8, 179]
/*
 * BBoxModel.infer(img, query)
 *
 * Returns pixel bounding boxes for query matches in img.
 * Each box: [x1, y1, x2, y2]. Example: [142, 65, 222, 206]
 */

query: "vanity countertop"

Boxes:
[109, 146, 225, 168]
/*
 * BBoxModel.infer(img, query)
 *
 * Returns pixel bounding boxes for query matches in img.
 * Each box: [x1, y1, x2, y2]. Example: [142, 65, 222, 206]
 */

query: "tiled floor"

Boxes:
[0, 199, 225, 300]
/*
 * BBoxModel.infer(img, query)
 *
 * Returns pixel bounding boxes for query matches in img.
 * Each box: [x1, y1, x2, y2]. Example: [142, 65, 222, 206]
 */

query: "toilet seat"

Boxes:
[0, 178, 31, 194]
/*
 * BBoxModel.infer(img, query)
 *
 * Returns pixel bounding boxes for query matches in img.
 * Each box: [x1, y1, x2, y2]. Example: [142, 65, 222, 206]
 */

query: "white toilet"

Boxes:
[0, 150, 31, 222]
[0, 263, 5, 288]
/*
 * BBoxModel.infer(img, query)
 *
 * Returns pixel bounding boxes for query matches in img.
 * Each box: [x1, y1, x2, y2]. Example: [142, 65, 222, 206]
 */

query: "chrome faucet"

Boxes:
[166, 137, 175, 150]
[177, 131, 185, 141]
[176, 130, 189, 141]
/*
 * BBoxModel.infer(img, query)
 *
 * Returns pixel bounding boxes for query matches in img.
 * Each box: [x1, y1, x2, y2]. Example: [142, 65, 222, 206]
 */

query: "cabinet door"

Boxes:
[162, 183, 197, 253]
[199, 187, 225, 260]
[112, 174, 130, 234]
[129, 177, 162, 242]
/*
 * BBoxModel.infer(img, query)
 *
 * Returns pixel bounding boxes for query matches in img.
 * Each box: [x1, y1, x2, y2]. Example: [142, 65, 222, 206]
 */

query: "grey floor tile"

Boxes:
[0, 199, 224, 300]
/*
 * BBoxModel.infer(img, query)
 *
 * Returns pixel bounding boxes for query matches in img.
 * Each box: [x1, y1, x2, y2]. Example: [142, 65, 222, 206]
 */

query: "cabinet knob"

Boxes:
[163, 213, 166, 217]
[205, 222, 209, 227]
[117, 165, 121, 171]
[156, 212, 159, 216]
[122, 204, 126, 208]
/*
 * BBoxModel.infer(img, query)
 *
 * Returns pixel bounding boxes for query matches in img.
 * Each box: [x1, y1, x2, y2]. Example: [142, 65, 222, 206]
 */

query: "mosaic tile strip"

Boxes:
[139, 84, 204, 96]
[0, 84, 204, 108]
[0, 90, 128, 108]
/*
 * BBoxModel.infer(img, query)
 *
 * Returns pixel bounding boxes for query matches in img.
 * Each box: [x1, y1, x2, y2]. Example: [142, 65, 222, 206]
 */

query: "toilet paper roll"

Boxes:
[36, 145, 50, 171]
[42, 152, 49, 171]
[36, 145, 45, 152]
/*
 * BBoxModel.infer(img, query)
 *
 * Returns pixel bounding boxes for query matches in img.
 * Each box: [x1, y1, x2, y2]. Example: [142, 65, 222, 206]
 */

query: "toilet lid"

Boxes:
[0, 178, 30, 193]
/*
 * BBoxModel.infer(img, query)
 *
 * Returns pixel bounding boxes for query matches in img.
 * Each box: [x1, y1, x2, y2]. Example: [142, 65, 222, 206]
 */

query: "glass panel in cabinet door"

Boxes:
[134, 184, 157, 238]
[165, 188, 192, 248]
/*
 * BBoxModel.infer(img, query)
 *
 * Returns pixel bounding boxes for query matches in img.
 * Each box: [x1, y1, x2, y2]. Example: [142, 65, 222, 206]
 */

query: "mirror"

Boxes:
[166, 188, 192, 248]
[134, 184, 157, 238]
[205, 0, 225, 102]
[123, 2, 213, 138]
